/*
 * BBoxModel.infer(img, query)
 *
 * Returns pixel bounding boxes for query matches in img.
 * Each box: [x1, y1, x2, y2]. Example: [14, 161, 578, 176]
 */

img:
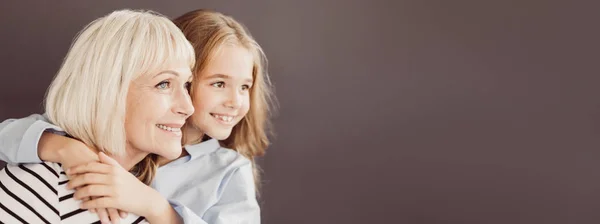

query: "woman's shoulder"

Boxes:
[3, 161, 63, 179]
[0, 162, 64, 223]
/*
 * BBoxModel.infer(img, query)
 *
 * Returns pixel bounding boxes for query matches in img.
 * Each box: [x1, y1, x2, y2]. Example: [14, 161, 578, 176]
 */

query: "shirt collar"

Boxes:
[183, 138, 221, 160]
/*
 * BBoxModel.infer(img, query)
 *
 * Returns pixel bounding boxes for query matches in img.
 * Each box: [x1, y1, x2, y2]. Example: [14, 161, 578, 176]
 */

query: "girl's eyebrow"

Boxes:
[204, 73, 229, 79]
[205, 73, 253, 83]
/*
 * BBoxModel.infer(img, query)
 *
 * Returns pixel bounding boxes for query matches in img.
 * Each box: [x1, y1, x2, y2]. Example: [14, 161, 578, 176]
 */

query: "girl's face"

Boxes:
[188, 44, 254, 140]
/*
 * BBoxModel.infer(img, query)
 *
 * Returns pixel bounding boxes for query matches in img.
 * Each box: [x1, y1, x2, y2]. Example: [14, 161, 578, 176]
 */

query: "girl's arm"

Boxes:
[0, 114, 99, 168]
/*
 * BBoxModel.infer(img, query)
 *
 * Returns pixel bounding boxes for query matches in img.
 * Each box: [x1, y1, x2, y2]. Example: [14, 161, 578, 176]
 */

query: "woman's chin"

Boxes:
[159, 152, 181, 160]
[155, 145, 183, 160]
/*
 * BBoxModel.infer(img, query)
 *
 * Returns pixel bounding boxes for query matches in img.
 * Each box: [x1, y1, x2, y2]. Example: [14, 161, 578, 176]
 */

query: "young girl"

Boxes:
[0, 9, 196, 224]
[0, 9, 275, 224]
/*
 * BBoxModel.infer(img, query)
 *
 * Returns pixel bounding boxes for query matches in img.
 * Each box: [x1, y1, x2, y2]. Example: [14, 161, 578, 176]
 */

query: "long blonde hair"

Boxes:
[45, 9, 195, 184]
[174, 9, 275, 188]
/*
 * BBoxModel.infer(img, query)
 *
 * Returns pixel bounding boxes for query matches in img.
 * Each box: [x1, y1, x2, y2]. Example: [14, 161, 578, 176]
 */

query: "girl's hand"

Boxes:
[39, 133, 126, 224]
[66, 152, 166, 219]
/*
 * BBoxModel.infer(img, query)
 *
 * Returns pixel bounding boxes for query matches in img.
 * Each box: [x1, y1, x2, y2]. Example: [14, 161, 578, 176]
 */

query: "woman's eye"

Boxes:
[185, 81, 192, 91]
[211, 82, 225, 88]
[241, 84, 251, 91]
[156, 81, 170, 89]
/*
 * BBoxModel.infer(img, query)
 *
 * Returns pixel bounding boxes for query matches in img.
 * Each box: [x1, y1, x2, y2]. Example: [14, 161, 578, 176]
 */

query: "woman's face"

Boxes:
[124, 60, 195, 160]
[188, 44, 254, 140]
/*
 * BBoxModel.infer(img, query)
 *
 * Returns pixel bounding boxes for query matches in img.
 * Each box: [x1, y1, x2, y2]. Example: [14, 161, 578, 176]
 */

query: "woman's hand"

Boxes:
[66, 152, 172, 222]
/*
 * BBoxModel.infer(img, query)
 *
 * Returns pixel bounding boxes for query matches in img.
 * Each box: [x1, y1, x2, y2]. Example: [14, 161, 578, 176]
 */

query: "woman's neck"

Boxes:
[111, 148, 149, 171]
[156, 149, 187, 166]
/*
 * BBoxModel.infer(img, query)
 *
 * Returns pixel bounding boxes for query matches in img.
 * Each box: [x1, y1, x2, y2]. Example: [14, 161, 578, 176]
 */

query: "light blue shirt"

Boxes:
[0, 114, 260, 224]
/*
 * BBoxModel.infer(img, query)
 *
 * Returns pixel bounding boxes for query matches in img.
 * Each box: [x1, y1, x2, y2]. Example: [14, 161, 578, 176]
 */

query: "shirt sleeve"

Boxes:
[0, 114, 63, 165]
[202, 162, 261, 224]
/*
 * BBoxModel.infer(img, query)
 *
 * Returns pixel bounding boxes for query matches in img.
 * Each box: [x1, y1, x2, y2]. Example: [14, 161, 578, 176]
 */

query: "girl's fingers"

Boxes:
[74, 185, 114, 199]
[96, 208, 111, 224]
[108, 208, 121, 224]
[66, 162, 113, 176]
[67, 173, 111, 189]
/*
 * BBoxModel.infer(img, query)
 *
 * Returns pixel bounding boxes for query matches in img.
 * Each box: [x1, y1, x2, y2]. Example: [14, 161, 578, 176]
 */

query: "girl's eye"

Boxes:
[211, 82, 225, 88]
[241, 84, 251, 91]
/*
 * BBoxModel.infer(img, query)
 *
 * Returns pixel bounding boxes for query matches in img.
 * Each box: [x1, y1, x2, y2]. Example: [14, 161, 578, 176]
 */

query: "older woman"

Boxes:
[0, 9, 195, 224]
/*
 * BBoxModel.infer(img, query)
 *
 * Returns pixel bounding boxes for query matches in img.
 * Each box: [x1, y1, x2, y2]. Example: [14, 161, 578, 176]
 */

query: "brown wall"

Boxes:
[1, 0, 599, 223]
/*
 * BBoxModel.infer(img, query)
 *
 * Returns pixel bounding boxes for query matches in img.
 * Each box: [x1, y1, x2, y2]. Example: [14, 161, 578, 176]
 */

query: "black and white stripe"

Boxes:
[0, 162, 149, 224]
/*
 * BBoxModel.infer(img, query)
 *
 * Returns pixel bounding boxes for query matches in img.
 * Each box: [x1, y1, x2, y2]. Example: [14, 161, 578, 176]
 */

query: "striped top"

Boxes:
[0, 162, 148, 224]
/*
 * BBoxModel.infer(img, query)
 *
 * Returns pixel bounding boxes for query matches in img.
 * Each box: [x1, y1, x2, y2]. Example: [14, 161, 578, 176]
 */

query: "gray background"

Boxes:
[1, 1, 599, 223]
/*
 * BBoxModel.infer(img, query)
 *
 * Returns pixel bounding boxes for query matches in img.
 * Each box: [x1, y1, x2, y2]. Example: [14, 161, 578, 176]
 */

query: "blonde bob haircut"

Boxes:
[44, 9, 195, 184]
